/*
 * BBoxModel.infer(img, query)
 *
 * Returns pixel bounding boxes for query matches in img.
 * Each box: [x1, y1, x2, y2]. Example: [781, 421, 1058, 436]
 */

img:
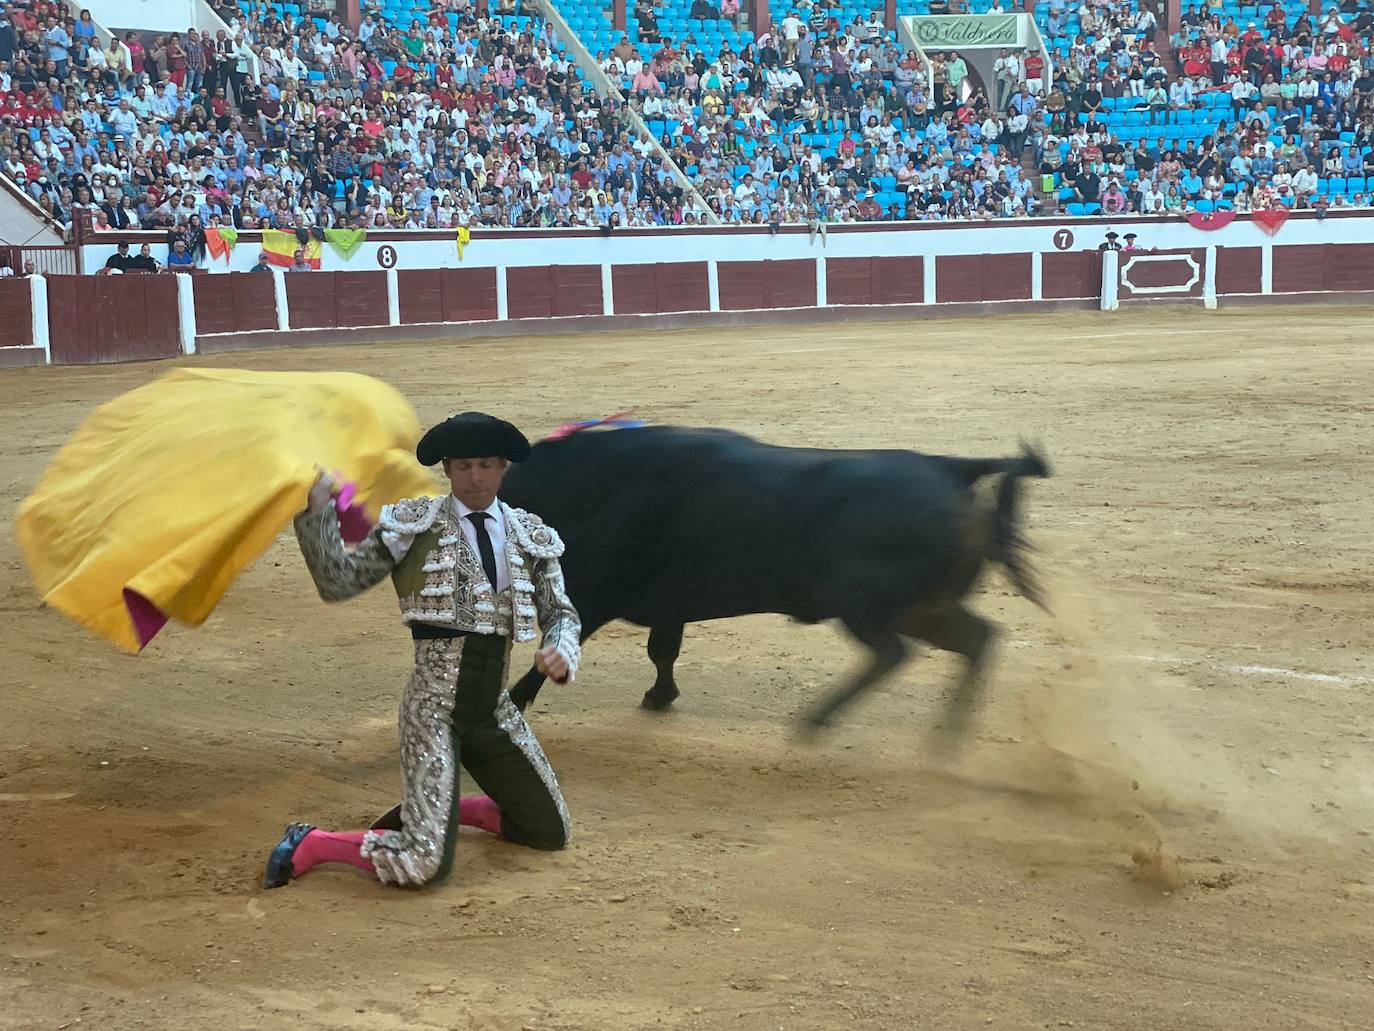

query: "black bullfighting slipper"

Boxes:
[370, 804, 404, 832]
[263, 822, 315, 889]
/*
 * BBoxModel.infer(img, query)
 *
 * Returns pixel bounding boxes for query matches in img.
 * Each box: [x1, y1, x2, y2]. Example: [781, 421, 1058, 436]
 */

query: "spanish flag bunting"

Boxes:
[261, 229, 322, 269]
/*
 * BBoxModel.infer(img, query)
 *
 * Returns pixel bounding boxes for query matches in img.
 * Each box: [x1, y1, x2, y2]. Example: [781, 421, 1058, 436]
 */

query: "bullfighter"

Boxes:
[264, 412, 580, 889]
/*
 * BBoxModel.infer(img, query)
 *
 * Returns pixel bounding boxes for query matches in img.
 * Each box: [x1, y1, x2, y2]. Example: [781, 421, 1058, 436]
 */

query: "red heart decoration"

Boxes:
[1252, 207, 1290, 236]
[1187, 210, 1237, 231]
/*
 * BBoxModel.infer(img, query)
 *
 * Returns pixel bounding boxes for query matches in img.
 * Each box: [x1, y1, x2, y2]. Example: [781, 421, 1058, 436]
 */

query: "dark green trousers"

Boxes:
[366, 633, 569, 887]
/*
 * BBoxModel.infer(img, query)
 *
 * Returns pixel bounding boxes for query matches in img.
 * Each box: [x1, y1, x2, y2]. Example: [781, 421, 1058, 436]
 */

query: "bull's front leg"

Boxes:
[512, 611, 610, 713]
[642, 623, 685, 711]
[508, 666, 548, 712]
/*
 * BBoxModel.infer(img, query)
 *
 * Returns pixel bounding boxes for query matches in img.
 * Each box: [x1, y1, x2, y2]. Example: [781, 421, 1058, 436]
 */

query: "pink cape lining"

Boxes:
[123, 588, 169, 651]
[120, 483, 376, 651]
[334, 480, 375, 544]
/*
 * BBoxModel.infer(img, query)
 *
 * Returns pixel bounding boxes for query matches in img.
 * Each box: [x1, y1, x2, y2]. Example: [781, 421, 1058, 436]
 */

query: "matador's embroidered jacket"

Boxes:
[295, 494, 581, 677]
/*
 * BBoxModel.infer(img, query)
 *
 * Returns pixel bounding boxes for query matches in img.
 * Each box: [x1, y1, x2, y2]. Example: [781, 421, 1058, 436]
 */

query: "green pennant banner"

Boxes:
[324, 228, 368, 261]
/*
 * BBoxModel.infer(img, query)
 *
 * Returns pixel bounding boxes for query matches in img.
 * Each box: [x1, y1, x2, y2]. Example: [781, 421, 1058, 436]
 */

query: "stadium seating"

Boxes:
[0, 0, 1369, 236]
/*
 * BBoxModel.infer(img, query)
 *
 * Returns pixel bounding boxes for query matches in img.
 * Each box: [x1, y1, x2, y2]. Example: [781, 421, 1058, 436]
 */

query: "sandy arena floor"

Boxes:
[1, 307, 1372, 1030]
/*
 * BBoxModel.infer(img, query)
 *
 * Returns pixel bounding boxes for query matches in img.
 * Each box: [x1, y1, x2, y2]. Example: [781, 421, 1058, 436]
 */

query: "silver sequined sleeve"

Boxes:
[533, 554, 581, 679]
[294, 506, 399, 603]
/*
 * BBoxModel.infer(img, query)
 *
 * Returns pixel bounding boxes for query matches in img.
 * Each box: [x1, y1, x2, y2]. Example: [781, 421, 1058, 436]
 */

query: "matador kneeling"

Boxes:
[264, 412, 581, 889]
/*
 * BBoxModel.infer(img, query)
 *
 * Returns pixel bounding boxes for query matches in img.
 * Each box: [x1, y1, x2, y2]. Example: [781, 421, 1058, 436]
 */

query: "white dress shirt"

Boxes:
[450, 494, 510, 592]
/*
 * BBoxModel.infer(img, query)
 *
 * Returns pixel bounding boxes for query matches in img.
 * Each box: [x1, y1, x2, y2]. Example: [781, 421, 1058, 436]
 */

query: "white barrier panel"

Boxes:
[79, 213, 1374, 275]
[1100, 251, 1119, 312]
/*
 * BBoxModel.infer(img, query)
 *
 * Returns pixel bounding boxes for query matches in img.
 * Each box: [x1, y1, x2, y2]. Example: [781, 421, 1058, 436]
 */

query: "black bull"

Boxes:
[501, 426, 1051, 732]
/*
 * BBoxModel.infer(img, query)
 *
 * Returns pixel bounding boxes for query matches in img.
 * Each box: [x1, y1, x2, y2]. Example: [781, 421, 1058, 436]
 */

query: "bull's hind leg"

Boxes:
[904, 605, 996, 741]
[642, 623, 684, 711]
[802, 614, 911, 734]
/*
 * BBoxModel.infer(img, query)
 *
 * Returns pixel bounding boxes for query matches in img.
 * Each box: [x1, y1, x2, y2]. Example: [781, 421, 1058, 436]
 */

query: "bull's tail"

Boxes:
[987, 443, 1051, 610]
[938, 445, 1049, 488]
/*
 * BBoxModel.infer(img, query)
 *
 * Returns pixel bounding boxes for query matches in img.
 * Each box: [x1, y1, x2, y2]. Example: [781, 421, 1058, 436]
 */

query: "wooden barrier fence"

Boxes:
[1, 240, 1373, 366]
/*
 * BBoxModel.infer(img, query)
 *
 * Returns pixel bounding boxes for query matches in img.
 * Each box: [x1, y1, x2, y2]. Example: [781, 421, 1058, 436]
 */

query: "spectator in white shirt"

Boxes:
[108, 100, 138, 138]
[280, 45, 307, 81]
[780, 11, 802, 62]
[1291, 165, 1317, 200]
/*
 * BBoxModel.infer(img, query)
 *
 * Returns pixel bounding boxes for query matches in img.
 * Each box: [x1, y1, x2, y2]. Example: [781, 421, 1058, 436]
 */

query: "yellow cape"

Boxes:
[16, 368, 437, 653]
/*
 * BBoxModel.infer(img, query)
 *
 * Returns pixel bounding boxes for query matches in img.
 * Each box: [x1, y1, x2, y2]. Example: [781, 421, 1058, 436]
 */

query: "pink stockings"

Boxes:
[290, 795, 503, 879]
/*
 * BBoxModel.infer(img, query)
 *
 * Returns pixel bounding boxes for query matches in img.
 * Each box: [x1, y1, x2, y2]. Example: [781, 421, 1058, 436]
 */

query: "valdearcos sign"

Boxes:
[909, 15, 1021, 48]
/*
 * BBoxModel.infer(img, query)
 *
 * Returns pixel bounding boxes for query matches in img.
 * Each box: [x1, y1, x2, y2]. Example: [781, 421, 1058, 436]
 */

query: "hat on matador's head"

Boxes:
[416, 412, 532, 466]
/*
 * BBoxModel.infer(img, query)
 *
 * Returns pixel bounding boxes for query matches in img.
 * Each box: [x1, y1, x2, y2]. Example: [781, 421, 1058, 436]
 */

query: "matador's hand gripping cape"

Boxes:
[15, 368, 436, 653]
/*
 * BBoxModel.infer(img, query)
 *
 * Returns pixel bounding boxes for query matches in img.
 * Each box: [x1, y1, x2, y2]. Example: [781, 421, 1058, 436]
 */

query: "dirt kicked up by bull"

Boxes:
[499, 423, 1050, 737]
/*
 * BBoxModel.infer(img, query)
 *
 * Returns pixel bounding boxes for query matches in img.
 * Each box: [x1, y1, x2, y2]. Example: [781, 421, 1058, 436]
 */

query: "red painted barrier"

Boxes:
[47, 273, 180, 364]
[396, 267, 500, 323]
[193, 272, 278, 334]
[1215, 246, 1261, 295]
[1273, 243, 1374, 293]
[1041, 251, 1101, 299]
[937, 254, 1033, 303]
[0, 278, 33, 346]
[550, 265, 603, 317]
[507, 265, 601, 319]
[716, 260, 765, 311]
[762, 259, 817, 308]
[718, 259, 817, 310]
[285, 270, 389, 330]
[872, 256, 923, 304]
[610, 261, 710, 314]
[23, 240, 1374, 366]
[1272, 245, 1324, 294]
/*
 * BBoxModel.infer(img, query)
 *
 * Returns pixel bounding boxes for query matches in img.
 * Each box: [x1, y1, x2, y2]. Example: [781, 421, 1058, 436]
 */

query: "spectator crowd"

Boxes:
[596, 0, 1374, 222]
[0, 0, 1370, 245]
[0, 0, 704, 251]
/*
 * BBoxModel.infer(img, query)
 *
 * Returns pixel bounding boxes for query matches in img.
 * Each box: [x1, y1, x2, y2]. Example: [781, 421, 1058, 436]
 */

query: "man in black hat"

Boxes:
[264, 413, 581, 889]
[1098, 231, 1122, 251]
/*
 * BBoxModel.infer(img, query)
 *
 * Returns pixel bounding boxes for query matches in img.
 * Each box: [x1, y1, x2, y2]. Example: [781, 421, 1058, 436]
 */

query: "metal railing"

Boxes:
[10, 246, 80, 276]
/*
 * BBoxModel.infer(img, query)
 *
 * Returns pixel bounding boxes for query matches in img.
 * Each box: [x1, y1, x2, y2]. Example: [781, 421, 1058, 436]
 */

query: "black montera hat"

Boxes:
[416, 412, 531, 466]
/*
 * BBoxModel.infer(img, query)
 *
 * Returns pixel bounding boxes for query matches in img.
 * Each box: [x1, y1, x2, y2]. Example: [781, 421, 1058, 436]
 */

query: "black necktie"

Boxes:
[467, 512, 501, 590]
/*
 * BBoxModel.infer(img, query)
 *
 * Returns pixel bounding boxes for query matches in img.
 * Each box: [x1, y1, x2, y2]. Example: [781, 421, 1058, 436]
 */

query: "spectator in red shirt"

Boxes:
[256, 87, 281, 139]
[433, 53, 454, 87]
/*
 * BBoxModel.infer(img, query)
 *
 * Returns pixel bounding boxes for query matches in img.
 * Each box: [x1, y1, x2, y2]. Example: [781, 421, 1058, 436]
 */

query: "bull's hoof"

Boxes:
[797, 712, 832, 742]
[640, 684, 679, 711]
